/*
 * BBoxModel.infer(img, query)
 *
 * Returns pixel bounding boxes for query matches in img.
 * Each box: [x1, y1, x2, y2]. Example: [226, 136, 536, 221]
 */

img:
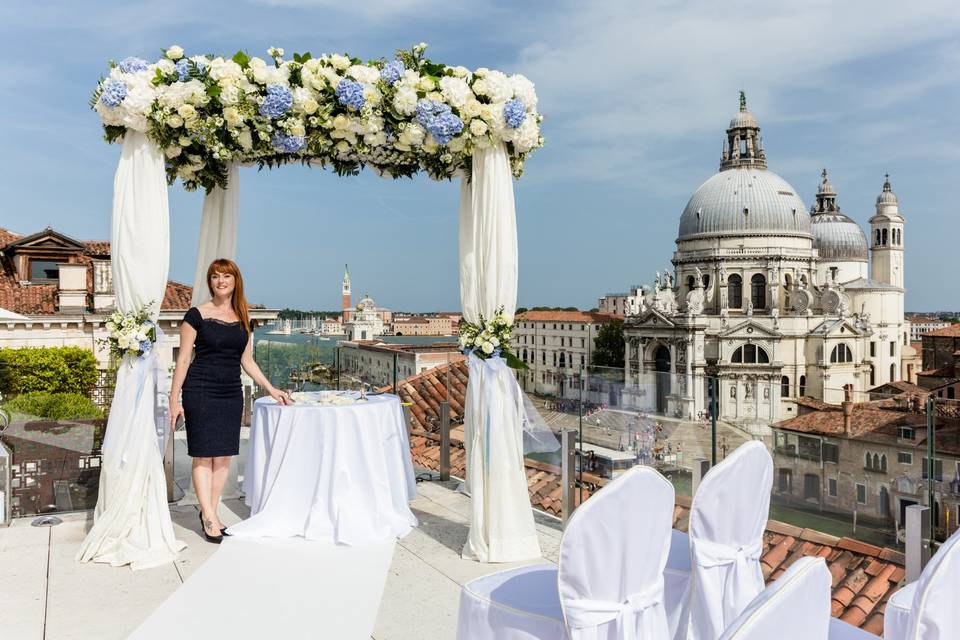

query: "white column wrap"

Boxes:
[192, 163, 239, 306]
[459, 144, 540, 563]
[77, 132, 185, 570]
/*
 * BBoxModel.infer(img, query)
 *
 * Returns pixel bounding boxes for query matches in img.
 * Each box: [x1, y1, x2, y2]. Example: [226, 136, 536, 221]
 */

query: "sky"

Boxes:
[1, 1, 958, 312]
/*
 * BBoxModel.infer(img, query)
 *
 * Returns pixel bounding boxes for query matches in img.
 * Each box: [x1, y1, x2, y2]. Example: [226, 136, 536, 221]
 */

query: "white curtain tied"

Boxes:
[77, 132, 186, 570]
[192, 162, 239, 306]
[459, 144, 540, 563]
[564, 578, 665, 640]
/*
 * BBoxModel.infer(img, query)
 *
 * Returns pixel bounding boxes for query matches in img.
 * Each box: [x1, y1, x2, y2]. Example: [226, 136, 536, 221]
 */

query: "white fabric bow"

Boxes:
[564, 578, 665, 640]
[692, 537, 764, 623]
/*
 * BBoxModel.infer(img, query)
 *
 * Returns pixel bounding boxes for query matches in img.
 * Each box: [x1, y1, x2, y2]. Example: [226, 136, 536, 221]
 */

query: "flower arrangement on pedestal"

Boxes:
[458, 307, 526, 370]
[99, 304, 158, 361]
[91, 43, 543, 192]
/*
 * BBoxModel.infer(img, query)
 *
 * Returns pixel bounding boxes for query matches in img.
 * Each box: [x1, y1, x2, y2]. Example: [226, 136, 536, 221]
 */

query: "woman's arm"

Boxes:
[169, 321, 197, 428]
[240, 332, 292, 404]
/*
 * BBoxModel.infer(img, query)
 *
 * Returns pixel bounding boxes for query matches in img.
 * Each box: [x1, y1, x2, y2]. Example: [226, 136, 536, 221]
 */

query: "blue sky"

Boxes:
[1, 1, 958, 312]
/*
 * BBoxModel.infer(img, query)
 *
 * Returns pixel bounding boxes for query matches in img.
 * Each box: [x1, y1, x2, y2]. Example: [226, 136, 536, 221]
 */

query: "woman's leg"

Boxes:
[209, 455, 231, 529]
[192, 457, 219, 535]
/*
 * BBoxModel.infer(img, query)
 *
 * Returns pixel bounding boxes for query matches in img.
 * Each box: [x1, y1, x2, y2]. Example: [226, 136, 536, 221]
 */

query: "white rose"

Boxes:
[469, 119, 487, 136]
[399, 122, 425, 146]
[209, 58, 243, 84]
[237, 128, 253, 151]
[474, 67, 489, 77]
[332, 114, 350, 130]
[364, 85, 382, 107]
[219, 84, 241, 106]
[490, 337, 500, 347]
[302, 98, 319, 114]
[166, 45, 184, 61]
[166, 114, 184, 128]
[335, 140, 351, 153]
[451, 66, 469, 78]
[473, 336, 483, 347]
[482, 342, 494, 355]
[417, 76, 435, 92]
[463, 99, 483, 119]
[347, 64, 380, 84]
[223, 106, 243, 127]
[165, 145, 182, 158]
[249, 57, 267, 70]
[155, 59, 175, 75]
[177, 104, 197, 119]
[178, 135, 192, 147]
[472, 78, 488, 97]
[287, 118, 306, 137]
[448, 137, 466, 152]
[330, 54, 351, 71]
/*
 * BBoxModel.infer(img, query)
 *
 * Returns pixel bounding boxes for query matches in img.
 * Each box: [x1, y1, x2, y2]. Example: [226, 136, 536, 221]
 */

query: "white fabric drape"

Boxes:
[892, 528, 960, 640]
[718, 557, 831, 640]
[191, 163, 239, 306]
[687, 441, 773, 640]
[77, 132, 185, 570]
[459, 144, 539, 563]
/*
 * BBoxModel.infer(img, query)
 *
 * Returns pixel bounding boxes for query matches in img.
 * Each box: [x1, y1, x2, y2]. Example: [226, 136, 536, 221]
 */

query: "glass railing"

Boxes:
[0, 367, 115, 522]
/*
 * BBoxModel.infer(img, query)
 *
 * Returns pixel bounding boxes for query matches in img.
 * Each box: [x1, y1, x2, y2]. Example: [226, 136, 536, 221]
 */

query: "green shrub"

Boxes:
[0, 347, 99, 395]
[2, 391, 104, 420]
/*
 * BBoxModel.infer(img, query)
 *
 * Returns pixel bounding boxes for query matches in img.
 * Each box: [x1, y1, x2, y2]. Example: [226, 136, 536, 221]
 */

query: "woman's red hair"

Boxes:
[207, 258, 251, 332]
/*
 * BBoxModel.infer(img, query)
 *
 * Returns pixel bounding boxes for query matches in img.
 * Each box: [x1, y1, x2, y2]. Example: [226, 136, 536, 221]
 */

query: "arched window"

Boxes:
[873, 453, 880, 470]
[881, 454, 887, 473]
[830, 344, 854, 363]
[686, 275, 696, 292]
[728, 274, 743, 309]
[799, 375, 806, 396]
[865, 452, 871, 469]
[882, 228, 888, 245]
[869, 365, 875, 386]
[702, 274, 710, 289]
[751, 274, 766, 309]
[559, 352, 566, 369]
[731, 344, 770, 364]
[875, 229, 881, 246]
[890, 363, 897, 382]
[781, 376, 790, 397]
[522, 348, 528, 363]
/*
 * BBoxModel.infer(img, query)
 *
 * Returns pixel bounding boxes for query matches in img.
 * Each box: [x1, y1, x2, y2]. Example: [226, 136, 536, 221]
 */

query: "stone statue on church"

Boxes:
[694, 266, 703, 287]
[746, 299, 754, 316]
[655, 271, 661, 288]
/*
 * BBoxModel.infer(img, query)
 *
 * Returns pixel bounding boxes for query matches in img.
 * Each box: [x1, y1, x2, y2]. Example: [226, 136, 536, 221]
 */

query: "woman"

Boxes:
[169, 258, 291, 543]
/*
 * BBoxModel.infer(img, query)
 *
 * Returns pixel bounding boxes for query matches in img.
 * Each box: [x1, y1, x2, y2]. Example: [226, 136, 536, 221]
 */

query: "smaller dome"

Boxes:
[811, 212, 868, 261]
[729, 109, 758, 130]
[877, 174, 898, 205]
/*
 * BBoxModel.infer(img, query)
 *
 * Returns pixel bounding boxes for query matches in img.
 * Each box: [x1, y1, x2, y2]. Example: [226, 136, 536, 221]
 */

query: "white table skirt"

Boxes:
[227, 393, 417, 544]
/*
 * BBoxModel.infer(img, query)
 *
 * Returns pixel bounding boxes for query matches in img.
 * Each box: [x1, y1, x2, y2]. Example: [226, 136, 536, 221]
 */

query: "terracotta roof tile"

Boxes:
[925, 323, 960, 337]
[517, 310, 622, 323]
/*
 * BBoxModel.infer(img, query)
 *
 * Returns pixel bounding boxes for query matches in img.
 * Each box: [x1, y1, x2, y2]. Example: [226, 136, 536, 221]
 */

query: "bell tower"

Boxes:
[869, 175, 904, 288]
[341, 264, 352, 323]
[720, 91, 766, 171]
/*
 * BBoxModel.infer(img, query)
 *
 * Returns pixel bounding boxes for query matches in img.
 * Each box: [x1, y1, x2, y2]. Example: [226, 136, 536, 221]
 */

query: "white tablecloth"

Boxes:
[228, 393, 417, 544]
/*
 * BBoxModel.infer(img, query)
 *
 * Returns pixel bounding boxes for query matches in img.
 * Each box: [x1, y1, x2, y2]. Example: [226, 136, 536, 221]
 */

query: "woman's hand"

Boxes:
[169, 399, 184, 431]
[269, 387, 293, 405]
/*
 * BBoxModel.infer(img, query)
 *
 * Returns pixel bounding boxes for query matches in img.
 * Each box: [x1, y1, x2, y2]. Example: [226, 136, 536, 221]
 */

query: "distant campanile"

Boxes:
[342, 264, 352, 323]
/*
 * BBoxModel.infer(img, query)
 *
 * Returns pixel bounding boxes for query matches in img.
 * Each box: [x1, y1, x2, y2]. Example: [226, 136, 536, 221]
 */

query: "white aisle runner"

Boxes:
[130, 538, 395, 639]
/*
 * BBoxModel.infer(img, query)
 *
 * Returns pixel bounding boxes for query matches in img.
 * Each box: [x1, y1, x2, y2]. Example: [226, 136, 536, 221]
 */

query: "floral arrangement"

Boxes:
[91, 43, 543, 192]
[99, 304, 158, 361]
[458, 307, 526, 369]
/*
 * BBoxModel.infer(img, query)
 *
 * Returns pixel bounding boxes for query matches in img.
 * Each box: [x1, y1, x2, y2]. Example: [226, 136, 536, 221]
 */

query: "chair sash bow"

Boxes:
[564, 578, 664, 640]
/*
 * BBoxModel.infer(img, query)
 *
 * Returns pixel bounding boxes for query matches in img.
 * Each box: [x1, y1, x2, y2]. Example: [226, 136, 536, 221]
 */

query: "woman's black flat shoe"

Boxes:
[220, 527, 231, 536]
[199, 512, 223, 544]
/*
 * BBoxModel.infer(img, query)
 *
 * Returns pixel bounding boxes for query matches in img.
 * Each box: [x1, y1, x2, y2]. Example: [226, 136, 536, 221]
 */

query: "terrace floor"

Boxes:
[0, 433, 563, 639]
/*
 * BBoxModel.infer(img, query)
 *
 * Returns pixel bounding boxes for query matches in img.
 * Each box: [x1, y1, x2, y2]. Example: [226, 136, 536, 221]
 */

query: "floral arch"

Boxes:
[78, 44, 544, 570]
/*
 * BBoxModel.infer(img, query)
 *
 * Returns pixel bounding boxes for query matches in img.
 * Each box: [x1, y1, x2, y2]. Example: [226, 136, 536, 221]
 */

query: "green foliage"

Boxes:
[0, 347, 99, 395]
[231, 50, 250, 68]
[2, 392, 104, 420]
[591, 320, 625, 369]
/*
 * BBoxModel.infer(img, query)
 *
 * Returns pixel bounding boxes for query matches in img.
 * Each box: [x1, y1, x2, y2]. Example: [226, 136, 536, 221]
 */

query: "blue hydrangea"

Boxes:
[380, 60, 405, 85]
[335, 79, 366, 111]
[503, 98, 526, 129]
[415, 99, 464, 145]
[100, 80, 127, 107]
[139, 339, 153, 354]
[272, 132, 306, 154]
[118, 57, 149, 73]
[259, 84, 293, 118]
[175, 59, 192, 81]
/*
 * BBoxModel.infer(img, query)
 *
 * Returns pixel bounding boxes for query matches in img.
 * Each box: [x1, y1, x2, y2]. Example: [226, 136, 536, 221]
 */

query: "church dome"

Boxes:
[876, 174, 898, 205]
[678, 167, 812, 240]
[811, 213, 868, 261]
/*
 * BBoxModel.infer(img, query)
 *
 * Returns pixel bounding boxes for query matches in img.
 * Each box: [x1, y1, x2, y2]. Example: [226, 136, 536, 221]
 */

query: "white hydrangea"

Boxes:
[469, 119, 488, 136]
[399, 122, 425, 147]
[509, 74, 538, 110]
[317, 66, 342, 87]
[237, 128, 253, 151]
[208, 58, 244, 85]
[219, 84, 242, 106]
[223, 106, 244, 127]
[96, 70, 157, 132]
[347, 64, 380, 84]
[330, 54, 351, 71]
[511, 117, 541, 153]
[155, 59, 175, 75]
[439, 76, 472, 108]
[157, 79, 207, 109]
[483, 70, 514, 103]
[393, 85, 418, 116]
[292, 87, 319, 114]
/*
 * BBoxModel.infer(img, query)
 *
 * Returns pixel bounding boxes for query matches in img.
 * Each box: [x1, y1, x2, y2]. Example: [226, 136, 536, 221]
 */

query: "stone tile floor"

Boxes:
[0, 433, 562, 640]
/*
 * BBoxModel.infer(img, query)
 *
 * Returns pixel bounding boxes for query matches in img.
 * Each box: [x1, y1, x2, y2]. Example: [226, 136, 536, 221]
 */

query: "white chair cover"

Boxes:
[896, 528, 960, 639]
[718, 557, 831, 640]
[881, 580, 915, 640]
[460, 143, 540, 563]
[456, 466, 675, 640]
[76, 132, 185, 570]
[827, 618, 877, 639]
[558, 466, 675, 640]
[687, 441, 773, 640]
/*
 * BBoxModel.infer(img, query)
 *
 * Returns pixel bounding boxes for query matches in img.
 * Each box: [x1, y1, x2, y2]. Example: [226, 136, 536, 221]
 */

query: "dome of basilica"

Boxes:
[809, 169, 868, 261]
[677, 167, 812, 240]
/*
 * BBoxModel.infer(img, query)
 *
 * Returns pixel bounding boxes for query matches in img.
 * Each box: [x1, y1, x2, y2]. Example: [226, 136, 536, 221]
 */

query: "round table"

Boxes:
[227, 392, 418, 544]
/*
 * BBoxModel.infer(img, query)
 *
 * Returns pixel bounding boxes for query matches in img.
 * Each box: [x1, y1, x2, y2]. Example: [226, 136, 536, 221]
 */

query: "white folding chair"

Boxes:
[718, 556, 831, 640]
[675, 441, 773, 640]
[456, 465, 675, 639]
[882, 527, 960, 640]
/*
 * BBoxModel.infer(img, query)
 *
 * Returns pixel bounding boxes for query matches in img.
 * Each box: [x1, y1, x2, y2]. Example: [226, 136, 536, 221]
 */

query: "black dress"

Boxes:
[181, 307, 250, 457]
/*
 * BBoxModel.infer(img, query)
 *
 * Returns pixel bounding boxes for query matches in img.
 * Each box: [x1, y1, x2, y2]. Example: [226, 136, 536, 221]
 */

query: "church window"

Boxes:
[553, 351, 557, 367]
[869, 365, 875, 386]
[702, 274, 710, 288]
[522, 349, 528, 363]
[881, 455, 887, 473]
[686, 275, 695, 292]
[875, 229, 881, 246]
[889, 341, 895, 357]
[882, 228, 888, 245]
[750, 274, 766, 309]
[830, 267, 838, 281]
[781, 376, 790, 397]
[870, 342, 876, 357]
[830, 344, 853, 364]
[728, 274, 743, 308]
[890, 363, 897, 382]
[731, 344, 770, 364]
[30, 259, 59, 281]
[559, 352, 566, 368]
[541, 351, 546, 365]
[799, 375, 806, 396]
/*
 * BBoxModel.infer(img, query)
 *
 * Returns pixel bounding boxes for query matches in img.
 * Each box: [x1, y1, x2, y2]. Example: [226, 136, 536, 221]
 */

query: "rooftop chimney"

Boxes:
[842, 384, 854, 436]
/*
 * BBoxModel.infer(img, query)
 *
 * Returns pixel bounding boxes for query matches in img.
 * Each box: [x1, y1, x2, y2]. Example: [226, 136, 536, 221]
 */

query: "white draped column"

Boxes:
[460, 144, 540, 563]
[77, 132, 185, 570]
[191, 163, 239, 306]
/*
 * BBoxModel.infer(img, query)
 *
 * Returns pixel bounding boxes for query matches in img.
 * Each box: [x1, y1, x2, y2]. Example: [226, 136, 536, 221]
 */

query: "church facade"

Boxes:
[623, 96, 910, 432]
